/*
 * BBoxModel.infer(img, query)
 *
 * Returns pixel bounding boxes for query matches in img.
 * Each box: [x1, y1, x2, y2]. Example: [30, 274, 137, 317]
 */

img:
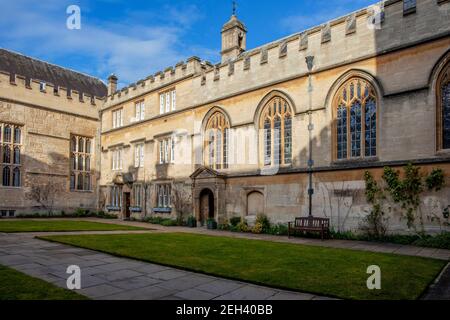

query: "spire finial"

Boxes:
[232, 1, 237, 16]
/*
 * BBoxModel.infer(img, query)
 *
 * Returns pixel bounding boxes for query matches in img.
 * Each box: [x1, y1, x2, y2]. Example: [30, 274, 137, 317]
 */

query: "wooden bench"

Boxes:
[288, 217, 330, 241]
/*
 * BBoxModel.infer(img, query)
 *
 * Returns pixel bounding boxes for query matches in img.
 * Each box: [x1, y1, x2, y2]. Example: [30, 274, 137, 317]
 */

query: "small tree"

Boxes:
[26, 179, 63, 215]
[171, 182, 192, 225]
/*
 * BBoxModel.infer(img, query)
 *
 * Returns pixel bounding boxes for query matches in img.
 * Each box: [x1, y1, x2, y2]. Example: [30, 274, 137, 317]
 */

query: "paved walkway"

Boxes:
[0, 233, 329, 300]
[82, 218, 450, 261]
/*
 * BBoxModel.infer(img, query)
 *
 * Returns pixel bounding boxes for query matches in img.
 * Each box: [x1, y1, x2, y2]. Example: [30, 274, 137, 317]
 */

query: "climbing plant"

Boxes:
[364, 163, 446, 233]
[363, 171, 388, 237]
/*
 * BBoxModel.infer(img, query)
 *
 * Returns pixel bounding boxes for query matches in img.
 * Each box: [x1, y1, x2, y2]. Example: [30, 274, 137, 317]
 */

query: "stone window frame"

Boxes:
[109, 185, 123, 208]
[204, 111, 230, 170]
[112, 107, 124, 129]
[133, 183, 143, 208]
[259, 96, 293, 167]
[159, 88, 176, 115]
[1, 122, 22, 188]
[70, 134, 93, 192]
[134, 99, 145, 122]
[111, 147, 123, 171]
[158, 136, 175, 165]
[156, 183, 172, 209]
[134, 143, 145, 168]
[436, 60, 450, 151]
[403, 0, 416, 15]
[332, 77, 379, 161]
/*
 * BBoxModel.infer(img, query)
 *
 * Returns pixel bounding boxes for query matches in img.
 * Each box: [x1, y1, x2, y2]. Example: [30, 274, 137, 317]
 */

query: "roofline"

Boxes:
[0, 47, 107, 86]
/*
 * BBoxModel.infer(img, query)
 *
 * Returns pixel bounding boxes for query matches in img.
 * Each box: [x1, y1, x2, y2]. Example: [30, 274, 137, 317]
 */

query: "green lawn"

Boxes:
[0, 220, 146, 233]
[0, 264, 87, 300]
[41, 233, 446, 300]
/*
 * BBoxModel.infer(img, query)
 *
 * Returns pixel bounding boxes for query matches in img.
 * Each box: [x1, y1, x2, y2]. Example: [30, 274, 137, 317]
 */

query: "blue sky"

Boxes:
[0, 0, 375, 87]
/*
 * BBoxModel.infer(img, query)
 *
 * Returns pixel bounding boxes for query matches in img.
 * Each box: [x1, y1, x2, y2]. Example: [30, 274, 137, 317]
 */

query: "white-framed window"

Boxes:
[112, 108, 124, 129]
[133, 184, 143, 207]
[159, 89, 176, 115]
[112, 148, 123, 171]
[135, 100, 145, 121]
[157, 184, 171, 208]
[134, 144, 144, 168]
[110, 185, 122, 207]
[158, 137, 175, 164]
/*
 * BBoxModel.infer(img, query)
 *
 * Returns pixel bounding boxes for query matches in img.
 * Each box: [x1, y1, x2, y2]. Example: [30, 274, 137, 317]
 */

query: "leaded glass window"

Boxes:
[1, 123, 22, 187]
[205, 111, 230, 170]
[260, 96, 293, 166]
[443, 83, 450, 149]
[71, 134, 93, 191]
[438, 61, 450, 150]
[334, 78, 377, 160]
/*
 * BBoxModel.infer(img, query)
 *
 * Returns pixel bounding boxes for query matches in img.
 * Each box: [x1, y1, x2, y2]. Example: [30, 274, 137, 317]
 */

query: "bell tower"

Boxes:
[221, 4, 247, 63]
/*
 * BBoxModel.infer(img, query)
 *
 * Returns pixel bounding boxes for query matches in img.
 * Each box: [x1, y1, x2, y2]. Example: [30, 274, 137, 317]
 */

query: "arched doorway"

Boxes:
[200, 188, 215, 224]
[247, 191, 264, 216]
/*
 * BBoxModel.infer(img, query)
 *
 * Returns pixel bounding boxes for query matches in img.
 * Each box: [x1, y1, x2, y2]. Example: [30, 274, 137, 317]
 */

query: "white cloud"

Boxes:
[0, 0, 215, 87]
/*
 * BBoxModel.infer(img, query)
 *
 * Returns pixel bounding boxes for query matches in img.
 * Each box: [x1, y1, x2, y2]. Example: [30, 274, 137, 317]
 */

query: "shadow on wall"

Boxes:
[0, 151, 99, 214]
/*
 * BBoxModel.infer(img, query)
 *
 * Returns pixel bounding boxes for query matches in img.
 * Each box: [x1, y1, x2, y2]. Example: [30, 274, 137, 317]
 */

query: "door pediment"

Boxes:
[190, 166, 226, 180]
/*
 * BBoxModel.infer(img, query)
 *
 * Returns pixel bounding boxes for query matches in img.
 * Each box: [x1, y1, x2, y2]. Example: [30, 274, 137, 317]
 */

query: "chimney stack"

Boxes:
[107, 74, 118, 96]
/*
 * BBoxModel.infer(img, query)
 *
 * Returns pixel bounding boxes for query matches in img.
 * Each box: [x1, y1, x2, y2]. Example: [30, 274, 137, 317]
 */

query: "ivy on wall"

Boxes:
[364, 163, 446, 234]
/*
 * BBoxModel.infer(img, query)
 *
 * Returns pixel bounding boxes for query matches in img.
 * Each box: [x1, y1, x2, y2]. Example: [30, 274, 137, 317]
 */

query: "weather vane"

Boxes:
[232, 1, 237, 16]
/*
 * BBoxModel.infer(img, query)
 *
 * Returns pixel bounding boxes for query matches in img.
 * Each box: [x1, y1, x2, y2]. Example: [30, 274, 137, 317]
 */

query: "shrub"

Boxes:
[252, 222, 263, 234]
[237, 221, 249, 232]
[229, 217, 242, 227]
[256, 214, 271, 233]
[218, 224, 230, 231]
[161, 219, 178, 227]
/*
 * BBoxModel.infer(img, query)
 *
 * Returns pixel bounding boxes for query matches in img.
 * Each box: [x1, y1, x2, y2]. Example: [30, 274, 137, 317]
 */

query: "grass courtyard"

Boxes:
[40, 232, 446, 300]
[0, 264, 87, 300]
[0, 220, 146, 233]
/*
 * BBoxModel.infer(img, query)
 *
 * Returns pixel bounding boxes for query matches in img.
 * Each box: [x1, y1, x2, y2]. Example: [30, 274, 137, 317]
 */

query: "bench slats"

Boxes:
[288, 217, 330, 241]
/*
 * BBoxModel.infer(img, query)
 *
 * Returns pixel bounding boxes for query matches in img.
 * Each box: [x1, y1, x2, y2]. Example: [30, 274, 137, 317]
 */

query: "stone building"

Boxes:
[1, 0, 450, 233]
[0, 49, 107, 216]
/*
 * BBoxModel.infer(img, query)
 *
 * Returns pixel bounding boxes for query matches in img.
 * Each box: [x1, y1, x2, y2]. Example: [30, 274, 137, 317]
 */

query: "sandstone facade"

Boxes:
[1, 0, 450, 234]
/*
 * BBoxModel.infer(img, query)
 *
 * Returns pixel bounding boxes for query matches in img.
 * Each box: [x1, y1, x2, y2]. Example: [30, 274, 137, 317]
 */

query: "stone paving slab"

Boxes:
[0, 233, 324, 300]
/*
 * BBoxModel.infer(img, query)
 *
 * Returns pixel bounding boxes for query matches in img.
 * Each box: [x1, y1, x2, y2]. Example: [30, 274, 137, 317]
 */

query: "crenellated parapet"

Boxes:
[0, 71, 104, 119]
[103, 56, 206, 109]
[188, 0, 450, 106]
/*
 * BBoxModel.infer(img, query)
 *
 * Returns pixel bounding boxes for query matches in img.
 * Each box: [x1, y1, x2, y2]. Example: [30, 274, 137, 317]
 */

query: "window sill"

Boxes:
[130, 207, 143, 213]
[153, 207, 172, 214]
[332, 157, 379, 166]
[106, 206, 121, 212]
[70, 190, 94, 193]
[0, 186, 22, 190]
[436, 149, 450, 156]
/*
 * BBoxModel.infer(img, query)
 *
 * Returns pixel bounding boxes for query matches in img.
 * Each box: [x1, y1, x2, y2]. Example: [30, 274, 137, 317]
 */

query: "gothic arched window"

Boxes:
[260, 96, 293, 166]
[1, 123, 22, 187]
[334, 78, 377, 160]
[2, 166, 10, 186]
[13, 167, 20, 187]
[437, 61, 450, 150]
[205, 111, 230, 170]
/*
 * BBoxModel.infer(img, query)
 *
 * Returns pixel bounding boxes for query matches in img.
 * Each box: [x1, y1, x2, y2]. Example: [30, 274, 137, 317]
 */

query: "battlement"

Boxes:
[102, 0, 449, 112]
[104, 56, 205, 108]
[187, 0, 449, 106]
[0, 71, 103, 119]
